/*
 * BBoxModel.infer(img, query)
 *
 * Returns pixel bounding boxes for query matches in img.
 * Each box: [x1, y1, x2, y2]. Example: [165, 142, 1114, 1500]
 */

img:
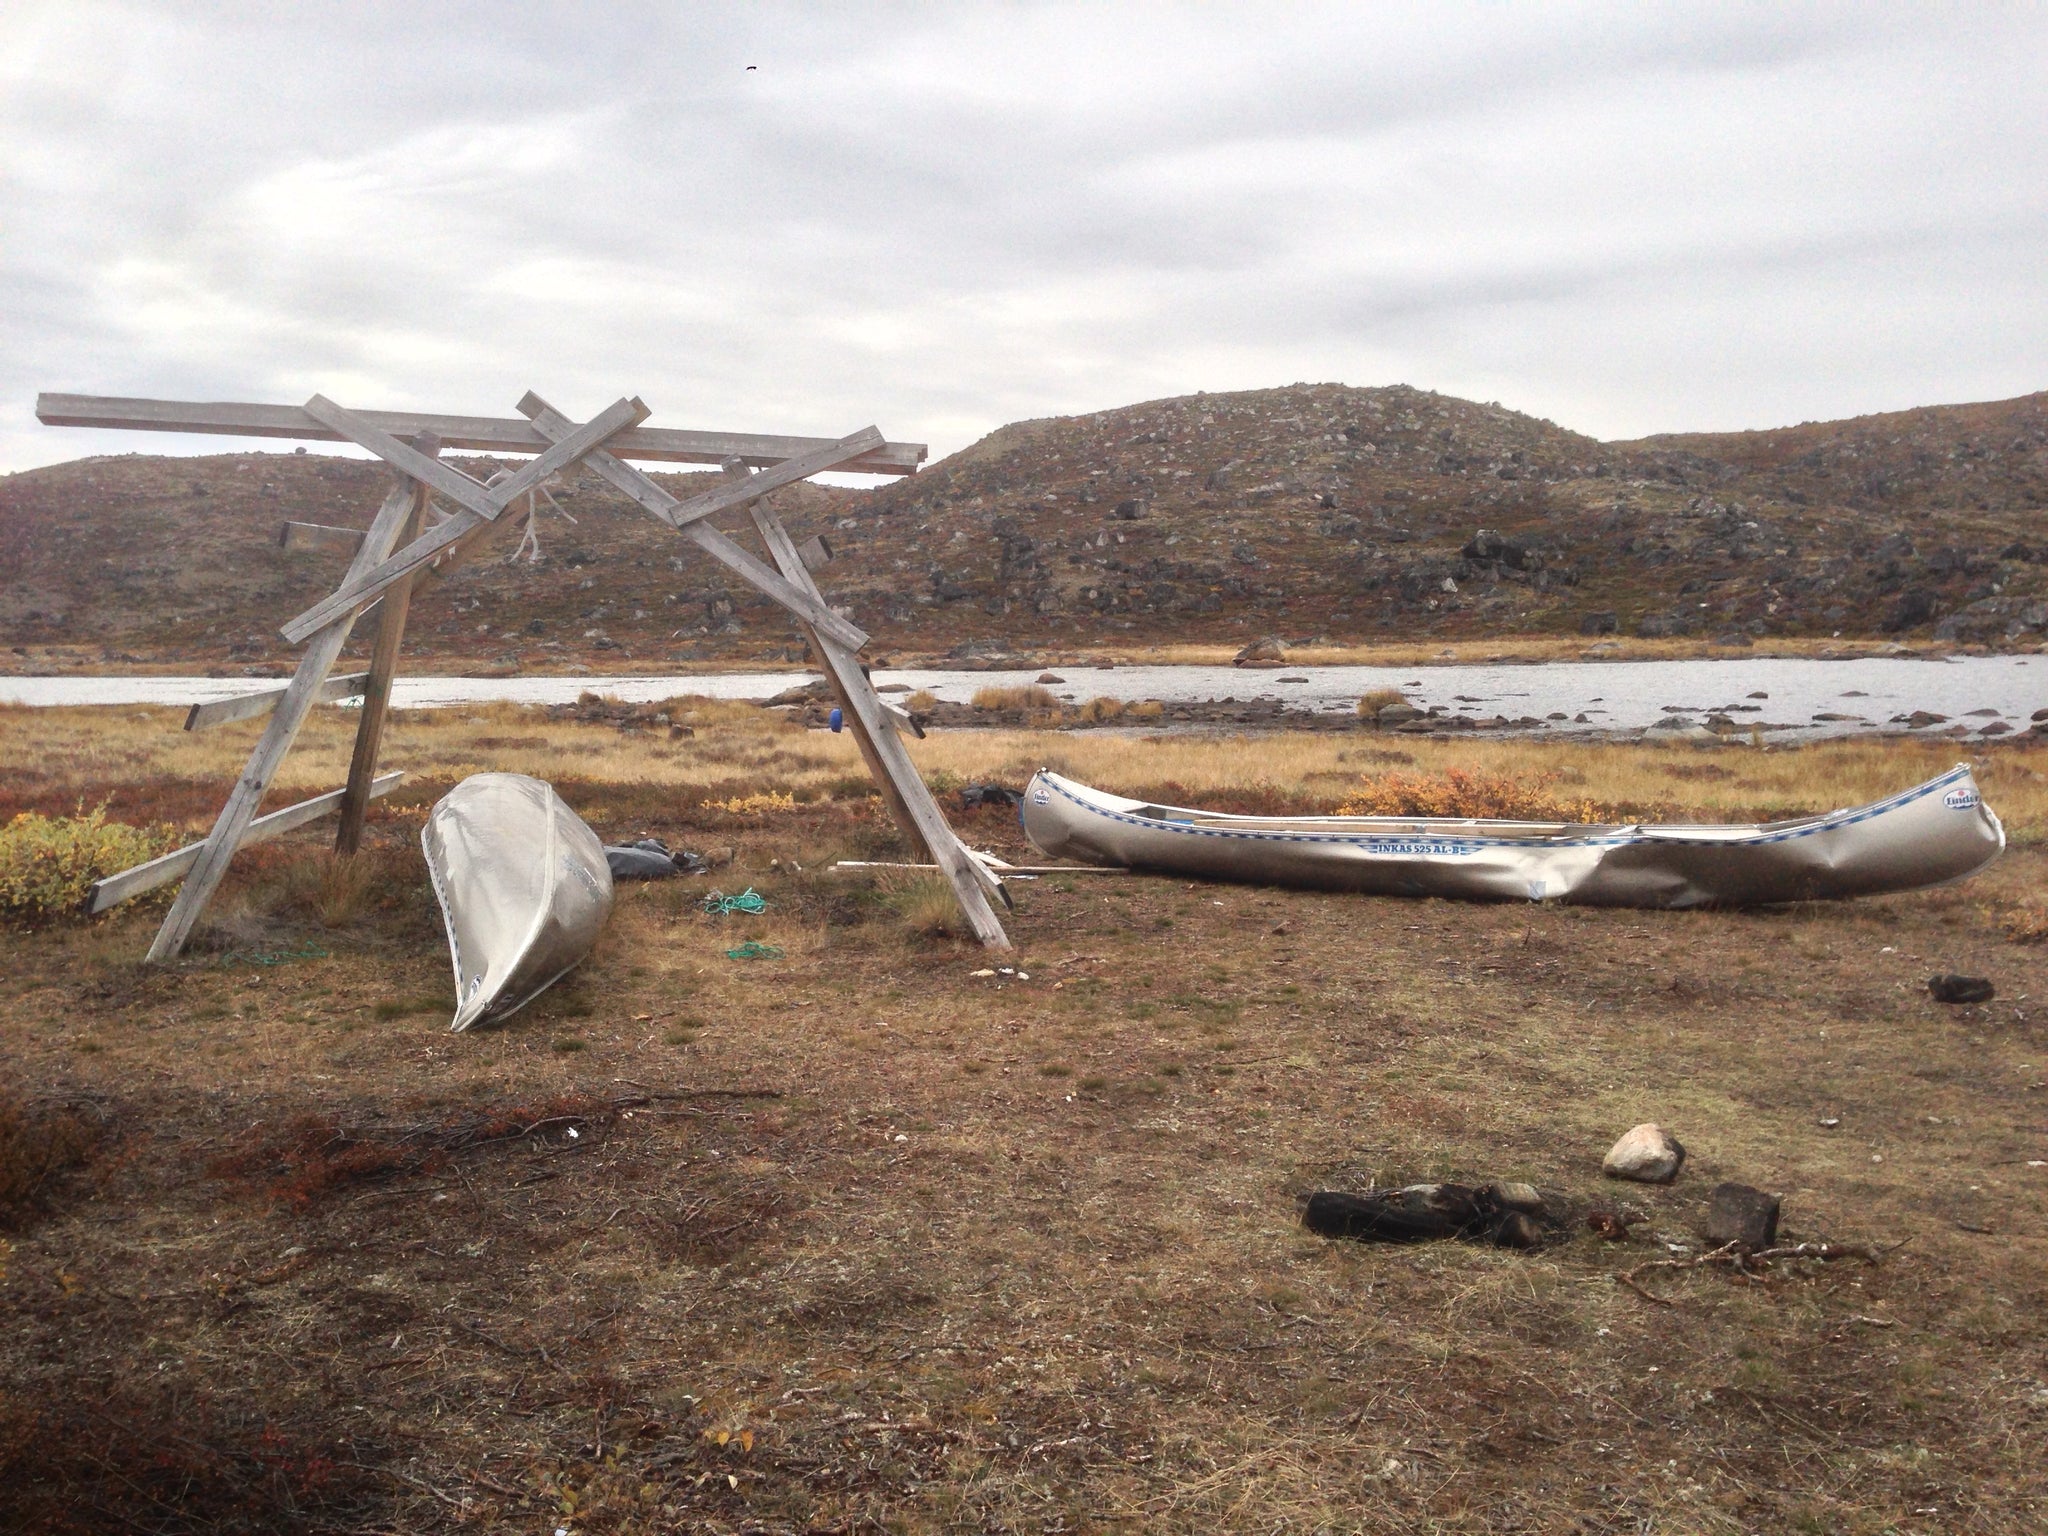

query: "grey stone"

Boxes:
[1603, 1123, 1686, 1184]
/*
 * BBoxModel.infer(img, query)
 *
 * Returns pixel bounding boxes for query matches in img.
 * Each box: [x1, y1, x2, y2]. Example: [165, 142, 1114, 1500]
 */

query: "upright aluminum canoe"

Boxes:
[1021, 764, 2003, 908]
[422, 773, 615, 1031]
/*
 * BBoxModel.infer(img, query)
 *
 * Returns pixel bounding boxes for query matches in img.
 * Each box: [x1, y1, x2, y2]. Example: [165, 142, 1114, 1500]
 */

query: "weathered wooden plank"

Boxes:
[89, 773, 405, 914]
[515, 395, 870, 652]
[661, 428, 885, 528]
[878, 696, 925, 739]
[749, 504, 1011, 949]
[798, 534, 834, 572]
[148, 443, 437, 961]
[279, 521, 365, 556]
[334, 475, 429, 855]
[35, 392, 925, 476]
[302, 393, 647, 528]
[516, 392, 884, 531]
[280, 507, 483, 643]
[184, 672, 370, 732]
[279, 397, 646, 644]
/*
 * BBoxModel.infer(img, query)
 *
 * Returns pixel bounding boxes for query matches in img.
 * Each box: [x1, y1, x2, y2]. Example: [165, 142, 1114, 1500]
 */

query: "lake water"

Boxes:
[1, 657, 2041, 740]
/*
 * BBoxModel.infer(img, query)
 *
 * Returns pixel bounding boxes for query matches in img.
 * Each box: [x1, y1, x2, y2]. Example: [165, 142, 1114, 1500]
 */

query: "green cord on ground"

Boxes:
[701, 887, 767, 916]
[725, 940, 784, 960]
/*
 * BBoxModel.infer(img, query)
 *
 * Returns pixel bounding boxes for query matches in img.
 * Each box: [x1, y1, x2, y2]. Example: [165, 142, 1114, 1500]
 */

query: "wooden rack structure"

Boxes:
[38, 390, 1014, 959]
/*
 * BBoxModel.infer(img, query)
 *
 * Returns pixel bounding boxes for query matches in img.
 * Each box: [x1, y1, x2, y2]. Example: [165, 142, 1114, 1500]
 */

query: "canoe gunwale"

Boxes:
[1021, 764, 2003, 909]
[1031, 764, 1989, 853]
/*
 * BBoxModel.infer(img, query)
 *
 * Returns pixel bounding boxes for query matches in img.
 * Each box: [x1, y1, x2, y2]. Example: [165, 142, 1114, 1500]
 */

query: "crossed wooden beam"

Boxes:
[38, 390, 1013, 958]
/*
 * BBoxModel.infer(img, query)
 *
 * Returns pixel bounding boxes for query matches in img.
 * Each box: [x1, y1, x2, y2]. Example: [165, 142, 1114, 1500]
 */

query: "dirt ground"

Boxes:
[2, 705, 2045, 1534]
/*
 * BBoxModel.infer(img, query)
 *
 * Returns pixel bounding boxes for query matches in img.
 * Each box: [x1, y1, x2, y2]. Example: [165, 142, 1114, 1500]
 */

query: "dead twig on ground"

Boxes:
[1620, 1239, 1900, 1305]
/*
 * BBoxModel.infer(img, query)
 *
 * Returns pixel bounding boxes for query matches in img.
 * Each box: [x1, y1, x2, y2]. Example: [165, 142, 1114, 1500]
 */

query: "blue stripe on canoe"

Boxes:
[1039, 764, 1974, 856]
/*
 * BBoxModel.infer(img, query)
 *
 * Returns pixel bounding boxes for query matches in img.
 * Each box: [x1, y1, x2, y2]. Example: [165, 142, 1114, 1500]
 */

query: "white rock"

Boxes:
[1603, 1123, 1686, 1183]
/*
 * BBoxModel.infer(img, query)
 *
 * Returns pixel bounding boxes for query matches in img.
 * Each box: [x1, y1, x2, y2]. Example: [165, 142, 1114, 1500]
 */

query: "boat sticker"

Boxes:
[1943, 787, 1980, 810]
[1031, 787, 1051, 804]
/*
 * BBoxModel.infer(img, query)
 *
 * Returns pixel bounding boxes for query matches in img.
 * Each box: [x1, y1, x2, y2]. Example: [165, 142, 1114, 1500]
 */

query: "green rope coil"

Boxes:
[724, 940, 784, 960]
[701, 887, 767, 916]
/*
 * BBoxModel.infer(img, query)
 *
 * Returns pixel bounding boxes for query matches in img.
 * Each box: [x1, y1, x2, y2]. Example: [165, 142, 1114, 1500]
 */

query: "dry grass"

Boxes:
[1356, 686, 1410, 717]
[3, 704, 2048, 1532]
[1336, 766, 1603, 821]
[1991, 895, 2048, 944]
[970, 683, 1062, 713]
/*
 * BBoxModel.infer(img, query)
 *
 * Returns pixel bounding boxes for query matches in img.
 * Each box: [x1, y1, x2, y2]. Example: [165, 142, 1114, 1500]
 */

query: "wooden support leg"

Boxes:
[746, 503, 1012, 950]
[334, 475, 430, 855]
[146, 441, 439, 961]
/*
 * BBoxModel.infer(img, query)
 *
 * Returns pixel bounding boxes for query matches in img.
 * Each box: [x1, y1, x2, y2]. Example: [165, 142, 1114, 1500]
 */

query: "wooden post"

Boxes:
[746, 498, 1012, 949]
[145, 447, 434, 961]
[334, 436, 437, 855]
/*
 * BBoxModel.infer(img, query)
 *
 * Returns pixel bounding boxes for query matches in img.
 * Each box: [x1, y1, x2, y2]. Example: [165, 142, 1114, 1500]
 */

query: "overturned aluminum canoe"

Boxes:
[1021, 765, 2003, 909]
[422, 773, 615, 1031]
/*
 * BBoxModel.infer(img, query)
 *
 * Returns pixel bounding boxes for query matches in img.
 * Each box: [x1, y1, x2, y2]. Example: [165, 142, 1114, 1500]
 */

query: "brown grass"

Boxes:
[1336, 766, 1604, 821]
[0, 1092, 102, 1230]
[2, 704, 2047, 1532]
[970, 683, 1061, 712]
[1356, 686, 1410, 717]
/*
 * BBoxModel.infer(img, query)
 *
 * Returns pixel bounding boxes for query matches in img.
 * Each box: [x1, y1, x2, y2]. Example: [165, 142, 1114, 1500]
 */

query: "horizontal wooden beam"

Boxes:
[86, 771, 404, 914]
[184, 671, 370, 732]
[279, 520, 365, 556]
[36, 392, 926, 477]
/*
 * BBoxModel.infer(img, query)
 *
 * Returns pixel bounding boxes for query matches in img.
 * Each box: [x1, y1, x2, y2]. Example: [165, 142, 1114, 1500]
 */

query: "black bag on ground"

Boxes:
[603, 837, 711, 880]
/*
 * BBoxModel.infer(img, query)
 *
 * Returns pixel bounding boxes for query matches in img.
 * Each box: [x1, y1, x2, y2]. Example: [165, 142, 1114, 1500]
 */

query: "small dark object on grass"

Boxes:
[960, 784, 1024, 810]
[1586, 1207, 1647, 1241]
[1928, 973, 1994, 1004]
[1304, 1183, 1546, 1250]
[1704, 1182, 1782, 1252]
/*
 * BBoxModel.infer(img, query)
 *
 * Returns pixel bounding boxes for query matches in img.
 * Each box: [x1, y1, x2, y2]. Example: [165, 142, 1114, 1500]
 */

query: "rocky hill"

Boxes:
[4, 384, 2045, 673]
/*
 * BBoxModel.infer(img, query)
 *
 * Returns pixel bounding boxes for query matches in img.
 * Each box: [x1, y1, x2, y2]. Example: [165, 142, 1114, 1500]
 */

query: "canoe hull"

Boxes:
[1021, 765, 2004, 909]
[422, 773, 615, 1031]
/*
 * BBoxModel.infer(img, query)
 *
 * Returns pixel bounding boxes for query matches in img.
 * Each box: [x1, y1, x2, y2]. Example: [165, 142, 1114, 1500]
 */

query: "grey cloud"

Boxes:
[3, 1, 2043, 471]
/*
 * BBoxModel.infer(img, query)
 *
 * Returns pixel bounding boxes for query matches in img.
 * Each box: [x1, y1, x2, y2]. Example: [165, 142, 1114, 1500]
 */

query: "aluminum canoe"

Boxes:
[1020, 765, 2003, 908]
[422, 773, 615, 1031]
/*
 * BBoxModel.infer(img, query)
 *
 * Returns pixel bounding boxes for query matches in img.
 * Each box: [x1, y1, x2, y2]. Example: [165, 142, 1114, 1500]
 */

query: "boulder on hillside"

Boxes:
[1462, 529, 1529, 568]
[1881, 589, 1938, 633]
[1636, 611, 1699, 639]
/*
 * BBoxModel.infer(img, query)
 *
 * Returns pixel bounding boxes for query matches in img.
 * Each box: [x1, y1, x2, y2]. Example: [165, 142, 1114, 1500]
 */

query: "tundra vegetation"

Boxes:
[1, 696, 2044, 1532]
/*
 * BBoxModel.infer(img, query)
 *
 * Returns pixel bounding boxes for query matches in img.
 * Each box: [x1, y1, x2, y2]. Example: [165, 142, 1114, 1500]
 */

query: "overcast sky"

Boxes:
[3, 2, 2043, 474]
